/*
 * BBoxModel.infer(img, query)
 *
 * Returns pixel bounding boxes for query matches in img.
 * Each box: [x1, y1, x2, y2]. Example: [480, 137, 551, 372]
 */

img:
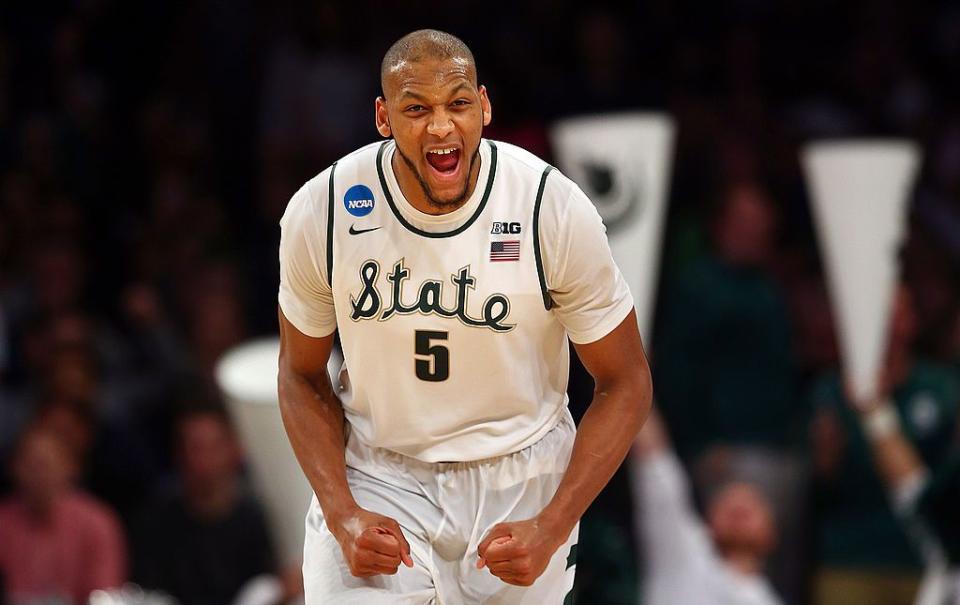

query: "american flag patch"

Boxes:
[490, 240, 520, 262]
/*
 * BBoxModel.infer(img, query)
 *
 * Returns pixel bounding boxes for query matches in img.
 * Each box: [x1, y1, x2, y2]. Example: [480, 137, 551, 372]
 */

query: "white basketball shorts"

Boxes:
[303, 409, 579, 604]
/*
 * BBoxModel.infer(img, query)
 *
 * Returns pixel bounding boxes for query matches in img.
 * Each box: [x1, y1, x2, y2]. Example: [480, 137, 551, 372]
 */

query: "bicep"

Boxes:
[573, 309, 650, 389]
[278, 306, 335, 385]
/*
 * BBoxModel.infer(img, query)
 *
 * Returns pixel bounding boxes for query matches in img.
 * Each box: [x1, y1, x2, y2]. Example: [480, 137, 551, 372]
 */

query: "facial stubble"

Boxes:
[396, 144, 481, 212]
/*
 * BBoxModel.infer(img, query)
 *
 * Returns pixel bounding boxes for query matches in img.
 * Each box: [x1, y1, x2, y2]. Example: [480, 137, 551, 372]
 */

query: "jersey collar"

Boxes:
[377, 139, 498, 238]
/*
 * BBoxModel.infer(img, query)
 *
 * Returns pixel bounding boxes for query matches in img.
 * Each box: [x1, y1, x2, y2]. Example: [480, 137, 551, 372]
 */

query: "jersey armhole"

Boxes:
[532, 165, 555, 311]
[325, 161, 338, 287]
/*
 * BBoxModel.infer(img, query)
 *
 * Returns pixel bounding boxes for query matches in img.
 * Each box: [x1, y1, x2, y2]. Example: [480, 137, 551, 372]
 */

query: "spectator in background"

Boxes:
[652, 181, 806, 601]
[0, 305, 165, 515]
[22, 239, 88, 319]
[809, 284, 960, 605]
[34, 398, 155, 523]
[0, 424, 127, 604]
[631, 409, 782, 605]
[133, 404, 283, 605]
[654, 180, 799, 460]
[846, 387, 960, 605]
[181, 261, 249, 386]
[259, 2, 374, 171]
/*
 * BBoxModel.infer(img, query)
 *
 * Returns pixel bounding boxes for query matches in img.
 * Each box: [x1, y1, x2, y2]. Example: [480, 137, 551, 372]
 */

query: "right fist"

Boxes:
[333, 508, 414, 577]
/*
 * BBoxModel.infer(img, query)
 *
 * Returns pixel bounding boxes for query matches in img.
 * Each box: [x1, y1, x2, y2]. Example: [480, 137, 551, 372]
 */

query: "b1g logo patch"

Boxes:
[344, 185, 375, 217]
[491, 221, 521, 234]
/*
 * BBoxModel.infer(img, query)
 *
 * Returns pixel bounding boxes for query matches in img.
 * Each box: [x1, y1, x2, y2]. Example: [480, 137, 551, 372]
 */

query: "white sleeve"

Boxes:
[277, 175, 337, 338]
[541, 176, 634, 344]
[630, 450, 721, 574]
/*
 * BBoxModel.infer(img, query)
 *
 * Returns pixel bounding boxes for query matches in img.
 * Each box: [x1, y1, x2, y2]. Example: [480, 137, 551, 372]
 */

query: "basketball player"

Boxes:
[277, 29, 652, 604]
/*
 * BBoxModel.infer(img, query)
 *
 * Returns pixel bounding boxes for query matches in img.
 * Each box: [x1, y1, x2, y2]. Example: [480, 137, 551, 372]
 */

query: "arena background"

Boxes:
[1, 1, 959, 604]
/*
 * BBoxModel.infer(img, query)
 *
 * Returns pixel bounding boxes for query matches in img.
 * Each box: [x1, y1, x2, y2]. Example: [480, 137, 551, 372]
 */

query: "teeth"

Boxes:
[429, 148, 457, 155]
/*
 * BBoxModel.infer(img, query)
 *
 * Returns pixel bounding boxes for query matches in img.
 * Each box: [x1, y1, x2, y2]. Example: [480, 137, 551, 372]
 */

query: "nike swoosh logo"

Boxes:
[349, 225, 382, 235]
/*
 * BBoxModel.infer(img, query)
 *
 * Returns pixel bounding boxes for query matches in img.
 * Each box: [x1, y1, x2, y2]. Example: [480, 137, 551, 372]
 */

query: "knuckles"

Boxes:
[488, 556, 541, 587]
[347, 552, 400, 578]
[348, 565, 368, 577]
[346, 557, 367, 577]
[501, 575, 534, 586]
[348, 563, 400, 578]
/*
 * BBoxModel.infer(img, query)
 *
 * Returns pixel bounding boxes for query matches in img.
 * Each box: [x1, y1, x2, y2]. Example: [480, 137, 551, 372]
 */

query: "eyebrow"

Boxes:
[398, 90, 428, 103]
[397, 81, 473, 104]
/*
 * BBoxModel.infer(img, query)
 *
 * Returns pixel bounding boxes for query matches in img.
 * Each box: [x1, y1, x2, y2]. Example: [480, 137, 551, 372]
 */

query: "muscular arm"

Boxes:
[277, 307, 354, 521]
[277, 308, 412, 575]
[542, 308, 652, 532]
[478, 309, 652, 584]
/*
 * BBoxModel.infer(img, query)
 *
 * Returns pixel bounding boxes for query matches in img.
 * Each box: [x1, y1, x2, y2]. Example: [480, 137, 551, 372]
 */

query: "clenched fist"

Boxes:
[330, 507, 414, 577]
[476, 516, 569, 587]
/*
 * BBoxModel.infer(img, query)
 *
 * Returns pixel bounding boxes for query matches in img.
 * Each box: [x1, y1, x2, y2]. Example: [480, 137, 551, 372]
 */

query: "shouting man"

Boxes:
[277, 29, 652, 604]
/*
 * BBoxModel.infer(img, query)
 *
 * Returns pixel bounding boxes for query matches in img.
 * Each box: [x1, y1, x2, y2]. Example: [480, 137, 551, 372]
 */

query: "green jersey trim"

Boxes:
[326, 162, 337, 286]
[533, 165, 555, 310]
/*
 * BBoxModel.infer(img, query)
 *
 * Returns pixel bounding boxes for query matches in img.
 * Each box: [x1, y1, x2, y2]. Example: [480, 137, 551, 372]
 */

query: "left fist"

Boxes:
[476, 517, 567, 587]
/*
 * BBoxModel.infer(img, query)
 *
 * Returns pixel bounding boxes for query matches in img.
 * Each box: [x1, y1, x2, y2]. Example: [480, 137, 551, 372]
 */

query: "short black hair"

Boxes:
[380, 29, 476, 95]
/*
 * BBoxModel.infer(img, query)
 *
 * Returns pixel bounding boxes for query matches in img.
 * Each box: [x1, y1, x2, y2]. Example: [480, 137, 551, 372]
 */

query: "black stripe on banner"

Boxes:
[533, 165, 555, 310]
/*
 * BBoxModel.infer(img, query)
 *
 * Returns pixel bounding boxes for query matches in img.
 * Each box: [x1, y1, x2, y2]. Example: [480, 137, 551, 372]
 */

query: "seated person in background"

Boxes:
[0, 424, 127, 604]
[809, 285, 960, 605]
[33, 396, 155, 523]
[132, 404, 298, 605]
[631, 408, 782, 605]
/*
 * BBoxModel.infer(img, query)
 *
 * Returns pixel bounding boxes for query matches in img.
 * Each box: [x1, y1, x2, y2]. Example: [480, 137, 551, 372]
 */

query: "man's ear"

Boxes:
[375, 96, 391, 138]
[479, 85, 492, 127]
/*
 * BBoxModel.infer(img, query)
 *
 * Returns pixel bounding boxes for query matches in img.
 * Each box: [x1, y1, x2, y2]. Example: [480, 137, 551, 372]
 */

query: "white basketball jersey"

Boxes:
[278, 138, 633, 462]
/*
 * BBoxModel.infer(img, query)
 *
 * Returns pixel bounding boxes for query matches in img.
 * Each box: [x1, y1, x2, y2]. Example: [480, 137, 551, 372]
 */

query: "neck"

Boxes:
[21, 493, 61, 524]
[185, 476, 238, 519]
[391, 143, 481, 216]
[724, 550, 765, 576]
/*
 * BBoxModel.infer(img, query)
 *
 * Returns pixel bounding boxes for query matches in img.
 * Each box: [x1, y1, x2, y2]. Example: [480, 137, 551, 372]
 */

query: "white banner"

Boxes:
[801, 140, 920, 403]
[549, 113, 675, 343]
[217, 339, 344, 566]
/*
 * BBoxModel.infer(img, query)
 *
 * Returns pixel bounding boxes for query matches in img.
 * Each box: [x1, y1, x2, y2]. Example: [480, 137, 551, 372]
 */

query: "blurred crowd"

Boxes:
[1, 1, 960, 604]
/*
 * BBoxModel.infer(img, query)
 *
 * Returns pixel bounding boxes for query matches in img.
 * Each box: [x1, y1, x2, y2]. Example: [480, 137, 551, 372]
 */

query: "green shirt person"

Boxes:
[810, 362, 959, 570]
[655, 184, 799, 461]
[809, 285, 960, 605]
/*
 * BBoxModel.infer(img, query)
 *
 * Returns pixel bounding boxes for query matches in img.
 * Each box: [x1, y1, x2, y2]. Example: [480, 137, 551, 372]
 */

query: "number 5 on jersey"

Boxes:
[415, 330, 449, 382]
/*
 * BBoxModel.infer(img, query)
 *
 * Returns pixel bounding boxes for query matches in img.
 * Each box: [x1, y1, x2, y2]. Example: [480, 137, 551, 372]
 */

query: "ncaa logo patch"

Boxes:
[344, 184, 375, 217]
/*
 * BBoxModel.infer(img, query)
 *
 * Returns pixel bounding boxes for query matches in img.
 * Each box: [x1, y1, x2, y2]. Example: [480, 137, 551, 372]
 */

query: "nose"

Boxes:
[427, 108, 454, 139]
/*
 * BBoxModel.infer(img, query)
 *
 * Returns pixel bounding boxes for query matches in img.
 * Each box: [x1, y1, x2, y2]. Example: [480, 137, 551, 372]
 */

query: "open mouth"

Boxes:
[425, 146, 461, 176]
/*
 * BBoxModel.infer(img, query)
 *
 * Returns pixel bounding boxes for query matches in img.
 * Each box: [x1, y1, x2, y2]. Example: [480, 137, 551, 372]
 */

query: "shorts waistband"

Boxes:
[345, 408, 574, 474]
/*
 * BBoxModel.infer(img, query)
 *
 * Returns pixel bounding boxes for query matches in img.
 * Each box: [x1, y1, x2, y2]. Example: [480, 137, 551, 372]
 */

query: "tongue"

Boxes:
[427, 150, 460, 173]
